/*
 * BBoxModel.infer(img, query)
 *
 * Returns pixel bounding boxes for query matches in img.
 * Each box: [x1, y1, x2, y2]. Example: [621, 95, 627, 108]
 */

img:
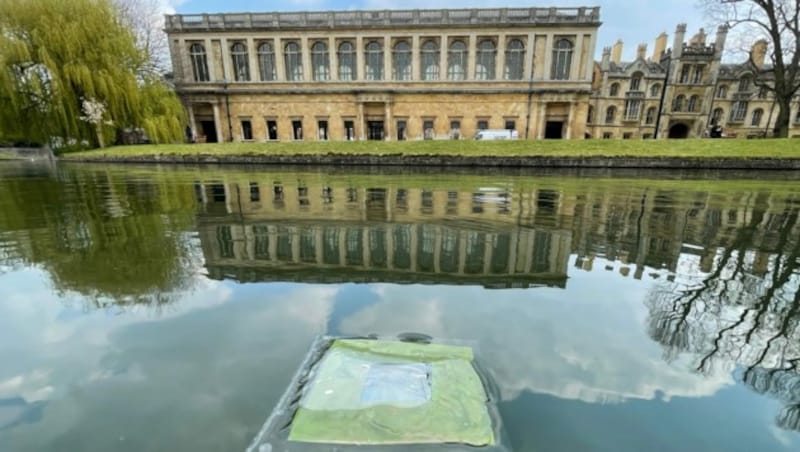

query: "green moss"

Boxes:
[62, 138, 799, 159]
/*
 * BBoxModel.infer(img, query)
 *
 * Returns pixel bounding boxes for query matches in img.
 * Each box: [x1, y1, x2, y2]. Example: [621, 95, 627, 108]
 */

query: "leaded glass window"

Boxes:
[392, 41, 411, 81]
[311, 41, 330, 81]
[504, 39, 525, 80]
[447, 40, 467, 81]
[365, 41, 383, 81]
[630, 72, 643, 91]
[231, 42, 249, 81]
[475, 40, 496, 80]
[645, 107, 656, 124]
[257, 42, 276, 81]
[421, 40, 439, 80]
[284, 42, 303, 81]
[338, 42, 355, 81]
[751, 108, 763, 126]
[551, 39, 573, 80]
[687, 95, 699, 112]
[605, 106, 616, 124]
[189, 43, 209, 82]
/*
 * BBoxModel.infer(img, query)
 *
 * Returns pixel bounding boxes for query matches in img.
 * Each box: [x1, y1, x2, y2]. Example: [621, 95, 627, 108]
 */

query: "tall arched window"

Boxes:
[365, 41, 383, 80]
[504, 39, 525, 80]
[650, 83, 661, 97]
[609, 83, 620, 96]
[738, 75, 752, 92]
[447, 40, 467, 80]
[605, 106, 616, 124]
[672, 94, 685, 112]
[716, 84, 728, 98]
[311, 41, 330, 81]
[338, 42, 355, 81]
[420, 40, 439, 80]
[392, 41, 411, 81]
[587, 105, 594, 123]
[284, 42, 303, 81]
[231, 42, 250, 81]
[751, 108, 764, 126]
[551, 39, 573, 80]
[645, 107, 657, 124]
[475, 40, 496, 80]
[795, 105, 800, 123]
[711, 107, 724, 125]
[257, 42, 276, 81]
[687, 95, 699, 112]
[189, 43, 209, 82]
[630, 72, 643, 91]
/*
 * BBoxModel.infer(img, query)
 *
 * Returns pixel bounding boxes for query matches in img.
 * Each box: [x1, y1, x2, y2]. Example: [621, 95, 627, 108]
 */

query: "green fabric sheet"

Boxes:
[288, 339, 494, 446]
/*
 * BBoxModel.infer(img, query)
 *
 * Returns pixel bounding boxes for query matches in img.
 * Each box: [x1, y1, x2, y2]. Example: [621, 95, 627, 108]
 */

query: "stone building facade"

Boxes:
[165, 7, 600, 142]
[589, 24, 800, 139]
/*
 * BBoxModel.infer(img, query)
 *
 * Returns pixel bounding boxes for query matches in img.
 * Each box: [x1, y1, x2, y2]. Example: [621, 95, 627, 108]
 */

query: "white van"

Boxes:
[474, 129, 519, 140]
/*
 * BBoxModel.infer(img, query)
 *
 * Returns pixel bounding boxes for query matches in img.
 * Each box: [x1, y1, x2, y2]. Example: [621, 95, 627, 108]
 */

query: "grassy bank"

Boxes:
[61, 138, 799, 159]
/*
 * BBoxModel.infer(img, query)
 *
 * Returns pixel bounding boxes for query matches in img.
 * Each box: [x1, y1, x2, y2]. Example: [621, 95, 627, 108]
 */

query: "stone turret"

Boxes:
[714, 24, 728, 54]
[652, 32, 668, 61]
[611, 40, 623, 64]
[673, 23, 686, 58]
[751, 39, 768, 68]
[636, 43, 647, 60]
[601, 46, 611, 71]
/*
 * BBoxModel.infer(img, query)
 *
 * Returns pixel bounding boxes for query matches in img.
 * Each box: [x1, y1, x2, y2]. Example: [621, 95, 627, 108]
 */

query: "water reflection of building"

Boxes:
[195, 180, 571, 288]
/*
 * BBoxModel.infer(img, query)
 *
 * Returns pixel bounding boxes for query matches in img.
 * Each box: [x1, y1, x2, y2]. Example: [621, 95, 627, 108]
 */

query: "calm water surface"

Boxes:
[1, 162, 799, 452]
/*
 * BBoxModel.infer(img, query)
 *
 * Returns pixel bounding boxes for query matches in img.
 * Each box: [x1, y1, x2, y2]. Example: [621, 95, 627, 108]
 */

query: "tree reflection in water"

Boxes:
[647, 198, 800, 432]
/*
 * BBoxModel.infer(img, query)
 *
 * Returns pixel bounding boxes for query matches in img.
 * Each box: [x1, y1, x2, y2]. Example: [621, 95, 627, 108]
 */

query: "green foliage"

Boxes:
[0, 0, 184, 147]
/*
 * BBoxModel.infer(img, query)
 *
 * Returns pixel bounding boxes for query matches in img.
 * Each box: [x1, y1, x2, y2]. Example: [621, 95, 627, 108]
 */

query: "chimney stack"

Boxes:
[636, 43, 647, 61]
[652, 32, 668, 61]
[751, 39, 768, 68]
[714, 24, 728, 53]
[673, 23, 686, 58]
[601, 46, 611, 70]
[611, 40, 623, 64]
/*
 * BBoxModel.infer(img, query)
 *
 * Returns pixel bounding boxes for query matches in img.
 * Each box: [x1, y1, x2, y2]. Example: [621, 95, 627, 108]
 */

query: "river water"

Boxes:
[0, 162, 799, 451]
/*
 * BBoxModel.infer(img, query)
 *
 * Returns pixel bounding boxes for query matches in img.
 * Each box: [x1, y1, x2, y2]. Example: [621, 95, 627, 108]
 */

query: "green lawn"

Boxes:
[61, 138, 798, 159]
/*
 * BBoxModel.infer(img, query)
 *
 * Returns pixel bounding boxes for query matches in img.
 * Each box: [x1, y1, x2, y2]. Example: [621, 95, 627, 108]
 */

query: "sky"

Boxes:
[160, 0, 709, 61]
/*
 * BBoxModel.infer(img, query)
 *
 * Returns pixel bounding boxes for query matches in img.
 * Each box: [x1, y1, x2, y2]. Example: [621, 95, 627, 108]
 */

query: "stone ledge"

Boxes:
[62, 153, 800, 170]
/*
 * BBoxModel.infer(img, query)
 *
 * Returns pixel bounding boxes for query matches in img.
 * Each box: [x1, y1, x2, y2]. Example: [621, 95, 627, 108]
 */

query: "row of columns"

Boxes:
[178, 32, 594, 83]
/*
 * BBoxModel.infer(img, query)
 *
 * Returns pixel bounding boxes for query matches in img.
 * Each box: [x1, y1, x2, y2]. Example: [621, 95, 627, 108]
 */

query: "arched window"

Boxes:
[551, 39, 573, 80]
[365, 41, 383, 80]
[284, 42, 303, 81]
[751, 108, 763, 126]
[587, 105, 594, 123]
[420, 40, 439, 81]
[338, 42, 355, 81]
[738, 75, 752, 92]
[716, 84, 728, 99]
[687, 95, 699, 112]
[257, 42, 276, 81]
[504, 39, 525, 80]
[392, 41, 411, 81]
[475, 39, 496, 80]
[605, 106, 616, 124]
[711, 108, 724, 125]
[231, 42, 250, 81]
[609, 83, 620, 96]
[645, 107, 657, 124]
[447, 40, 467, 80]
[672, 94, 685, 112]
[795, 106, 800, 123]
[650, 83, 661, 98]
[189, 43, 209, 82]
[311, 42, 330, 81]
[630, 72, 643, 91]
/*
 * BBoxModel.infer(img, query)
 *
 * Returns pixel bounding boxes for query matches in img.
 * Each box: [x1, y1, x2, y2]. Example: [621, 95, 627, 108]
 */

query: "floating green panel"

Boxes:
[288, 339, 494, 446]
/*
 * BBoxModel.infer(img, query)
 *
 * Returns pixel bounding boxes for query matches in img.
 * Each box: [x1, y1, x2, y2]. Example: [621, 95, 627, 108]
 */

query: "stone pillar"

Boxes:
[524, 33, 535, 80]
[357, 102, 365, 140]
[384, 36, 392, 80]
[221, 38, 232, 81]
[411, 35, 420, 81]
[205, 38, 217, 81]
[275, 39, 286, 81]
[440, 35, 448, 80]
[566, 101, 575, 139]
[212, 102, 223, 142]
[537, 102, 546, 139]
[329, 36, 338, 81]
[176, 38, 188, 82]
[585, 32, 597, 80]
[543, 34, 553, 80]
[356, 36, 365, 80]
[247, 37, 258, 82]
[187, 103, 197, 138]
[571, 34, 583, 81]
[385, 102, 393, 141]
[301, 36, 311, 81]
[467, 34, 477, 81]
[496, 33, 507, 80]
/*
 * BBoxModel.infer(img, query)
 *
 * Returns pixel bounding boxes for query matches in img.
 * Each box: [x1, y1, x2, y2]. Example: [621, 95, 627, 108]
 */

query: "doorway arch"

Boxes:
[668, 123, 690, 139]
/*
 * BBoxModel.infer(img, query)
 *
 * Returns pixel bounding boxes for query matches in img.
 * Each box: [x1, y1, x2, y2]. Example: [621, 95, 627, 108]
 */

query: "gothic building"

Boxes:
[164, 7, 800, 141]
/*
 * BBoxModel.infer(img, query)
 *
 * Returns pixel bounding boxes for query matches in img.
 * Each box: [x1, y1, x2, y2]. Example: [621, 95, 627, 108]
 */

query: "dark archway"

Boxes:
[668, 123, 690, 139]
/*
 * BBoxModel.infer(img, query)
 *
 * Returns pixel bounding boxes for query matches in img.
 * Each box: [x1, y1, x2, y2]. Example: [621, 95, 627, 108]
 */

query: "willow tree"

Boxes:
[0, 0, 184, 147]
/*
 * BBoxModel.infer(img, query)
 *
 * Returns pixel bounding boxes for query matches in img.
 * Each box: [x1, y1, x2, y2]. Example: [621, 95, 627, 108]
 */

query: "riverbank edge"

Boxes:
[61, 153, 800, 170]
